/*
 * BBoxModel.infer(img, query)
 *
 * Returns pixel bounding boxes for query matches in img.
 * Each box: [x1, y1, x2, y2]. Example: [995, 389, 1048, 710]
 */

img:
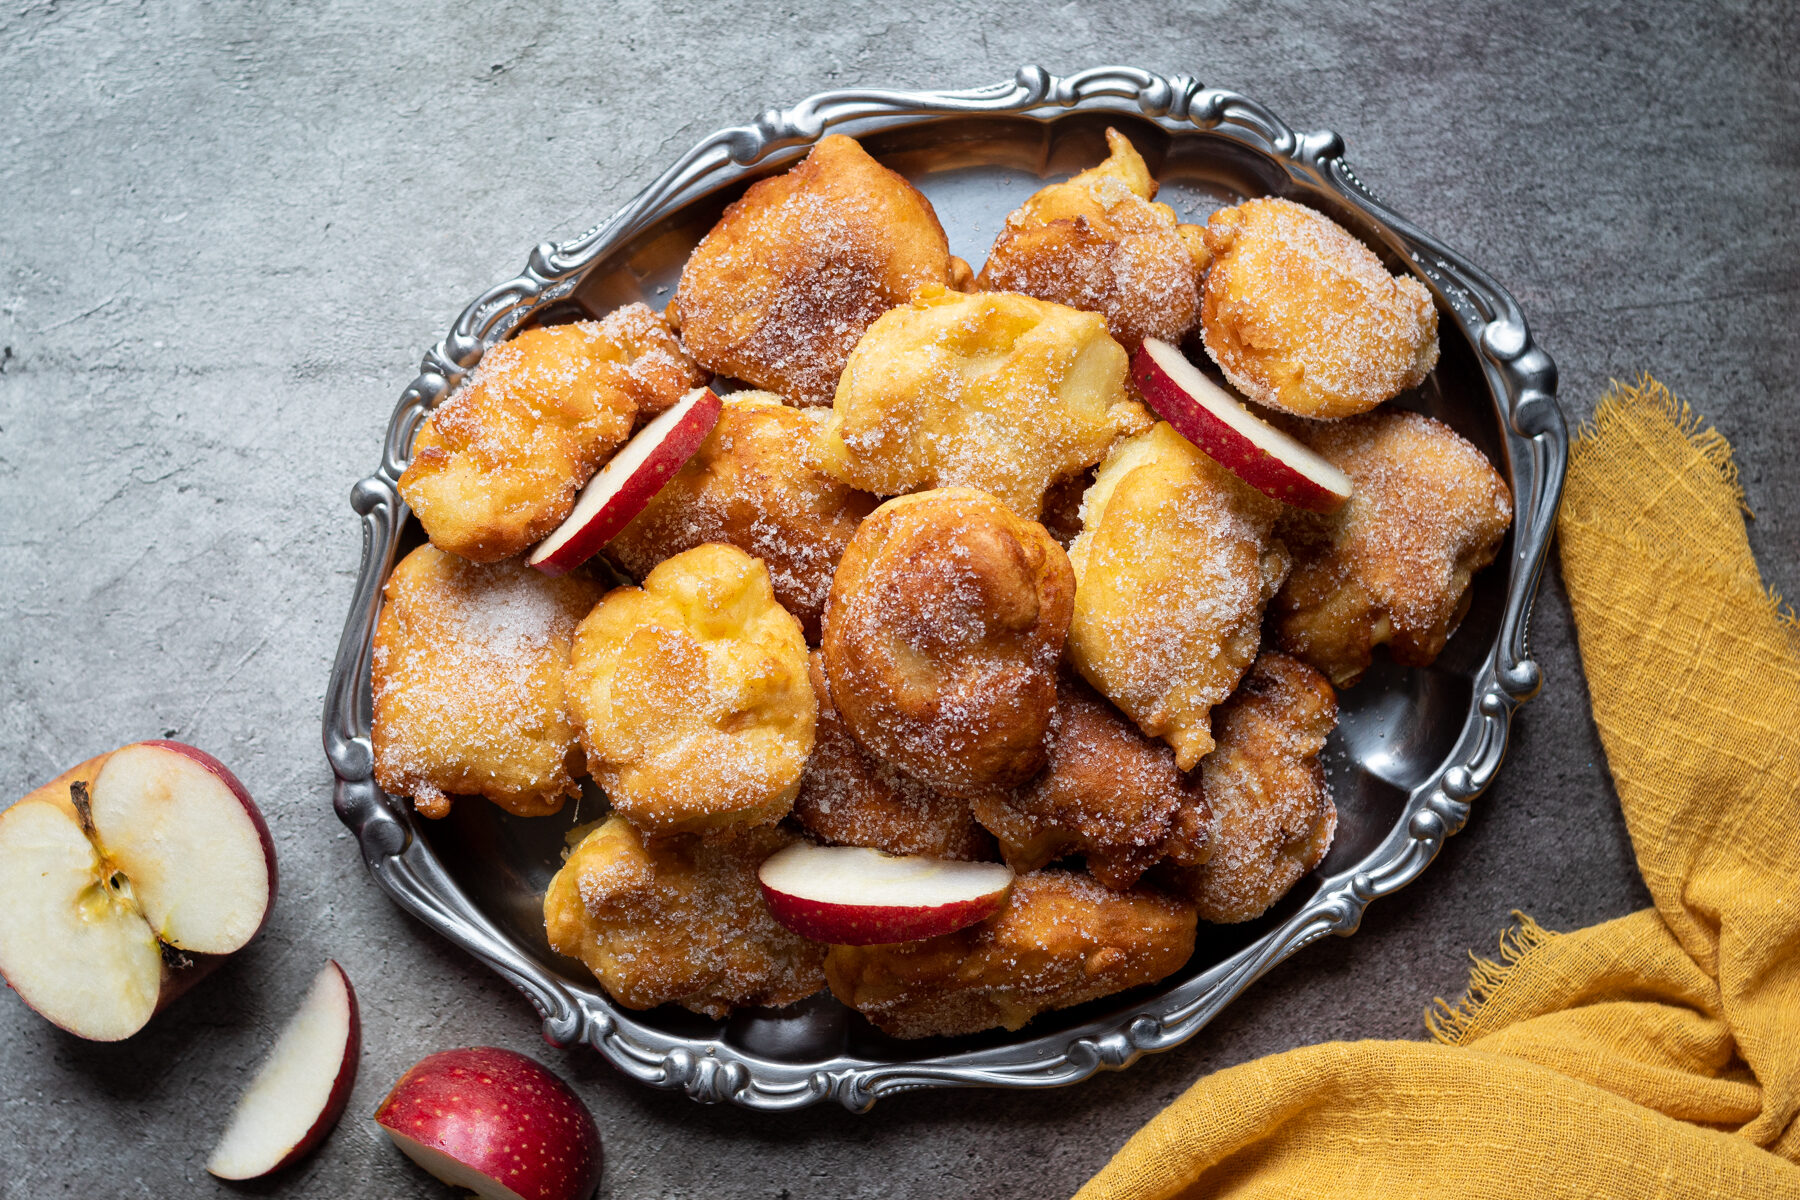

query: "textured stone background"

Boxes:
[1, 1, 1795, 1196]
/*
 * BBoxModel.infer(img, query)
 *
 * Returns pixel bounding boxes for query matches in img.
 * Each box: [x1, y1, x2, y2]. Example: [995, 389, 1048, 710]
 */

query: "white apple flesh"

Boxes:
[758, 843, 1015, 945]
[0, 741, 277, 1041]
[1132, 338, 1353, 513]
[529, 386, 723, 576]
[375, 1046, 603, 1200]
[207, 960, 360, 1180]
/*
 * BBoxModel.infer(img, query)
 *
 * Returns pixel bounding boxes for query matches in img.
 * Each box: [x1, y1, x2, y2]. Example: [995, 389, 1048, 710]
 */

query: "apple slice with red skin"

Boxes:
[376, 1046, 603, 1200]
[1132, 338, 1352, 513]
[207, 961, 360, 1180]
[0, 741, 277, 1041]
[529, 386, 723, 576]
[758, 843, 1015, 945]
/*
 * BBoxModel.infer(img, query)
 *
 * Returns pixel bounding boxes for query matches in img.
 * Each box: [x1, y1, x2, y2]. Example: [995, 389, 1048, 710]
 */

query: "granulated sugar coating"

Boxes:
[1200, 196, 1439, 419]
[669, 134, 962, 407]
[794, 652, 995, 861]
[606, 393, 876, 641]
[1068, 423, 1289, 771]
[977, 128, 1207, 350]
[371, 142, 1515, 1043]
[814, 286, 1139, 519]
[370, 545, 604, 819]
[398, 305, 703, 562]
[544, 815, 825, 1018]
[1274, 409, 1514, 686]
[1162, 653, 1338, 924]
[564, 543, 816, 836]
[972, 673, 1203, 890]
[823, 869, 1196, 1038]
[821, 488, 1073, 797]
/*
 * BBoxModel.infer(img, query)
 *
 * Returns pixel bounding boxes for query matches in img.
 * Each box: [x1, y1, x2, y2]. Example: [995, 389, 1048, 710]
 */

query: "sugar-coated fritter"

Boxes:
[793, 653, 994, 861]
[813, 286, 1138, 520]
[1068, 422, 1290, 771]
[824, 870, 1196, 1038]
[977, 128, 1208, 349]
[399, 306, 704, 562]
[821, 489, 1073, 797]
[971, 674, 1202, 890]
[1162, 653, 1338, 923]
[544, 815, 825, 1018]
[605, 392, 876, 641]
[1274, 410, 1513, 687]
[669, 134, 967, 407]
[372, 545, 605, 819]
[565, 544, 815, 835]
[1200, 197, 1438, 419]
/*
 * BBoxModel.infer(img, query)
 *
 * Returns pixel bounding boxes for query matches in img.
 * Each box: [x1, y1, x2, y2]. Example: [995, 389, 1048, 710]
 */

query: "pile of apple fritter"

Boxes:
[369, 127, 1513, 1039]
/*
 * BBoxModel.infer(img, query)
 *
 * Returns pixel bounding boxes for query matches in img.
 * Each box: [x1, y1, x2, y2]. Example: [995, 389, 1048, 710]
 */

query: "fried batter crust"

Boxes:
[1200, 197, 1438, 419]
[544, 816, 825, 1018]
[605, 393, 876, 641]
[1162, 653, 1338, 924]
[1273, 410, 1513, 687]
[821, 489, 1073, 797]
[669, 134, 962, 407]
[813, 286, 1136, 520]
[971, 674, 1202, 890]
[793, 653, 993, 861]
[977, 128, 1207, 349]
[399, 306, 703, 562]
[565, 544, 815, 835]
[371, 545, 604, 818]
[1068, 422, 1289, 771]
[824, 870, 1196, 1038]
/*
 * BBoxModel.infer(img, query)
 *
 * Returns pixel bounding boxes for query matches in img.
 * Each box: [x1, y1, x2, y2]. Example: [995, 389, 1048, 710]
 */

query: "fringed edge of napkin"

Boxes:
[1570, 374, 1797, 637]
[1575, 374, 1748, 513]
[1425, 912, 1555, 1045]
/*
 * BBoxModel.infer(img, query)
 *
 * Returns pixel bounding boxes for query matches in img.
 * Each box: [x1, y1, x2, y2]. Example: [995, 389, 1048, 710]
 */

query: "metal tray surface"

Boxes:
[323, 65, 1565, 1111]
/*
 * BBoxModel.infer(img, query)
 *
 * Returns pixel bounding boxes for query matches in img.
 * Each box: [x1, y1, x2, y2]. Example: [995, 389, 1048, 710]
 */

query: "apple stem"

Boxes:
[160, 942, 195, 972]
[69, 780, 100, 840]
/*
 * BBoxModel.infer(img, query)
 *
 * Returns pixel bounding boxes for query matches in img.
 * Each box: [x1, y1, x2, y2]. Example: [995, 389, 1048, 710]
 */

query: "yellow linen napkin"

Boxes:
[1074, 377, 1800, 1200]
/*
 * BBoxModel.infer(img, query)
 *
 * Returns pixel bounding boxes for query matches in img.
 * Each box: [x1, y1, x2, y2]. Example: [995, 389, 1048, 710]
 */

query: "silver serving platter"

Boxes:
[323, 65, 1564, 1111]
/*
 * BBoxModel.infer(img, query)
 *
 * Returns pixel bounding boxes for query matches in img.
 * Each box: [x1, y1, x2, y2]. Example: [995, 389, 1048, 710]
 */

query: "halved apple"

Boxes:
[529, 386, 723, 576]
[0, 741, 277, 1041]
[1132, 338, 1352, 512]
[758, 843, 1014, 945]
[207, 960, 360, 1180]
[375, 1046, 603, 1200]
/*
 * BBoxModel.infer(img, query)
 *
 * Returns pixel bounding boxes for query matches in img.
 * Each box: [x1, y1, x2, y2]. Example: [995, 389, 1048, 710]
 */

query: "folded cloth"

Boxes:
[1073, 378, 1800, 1200]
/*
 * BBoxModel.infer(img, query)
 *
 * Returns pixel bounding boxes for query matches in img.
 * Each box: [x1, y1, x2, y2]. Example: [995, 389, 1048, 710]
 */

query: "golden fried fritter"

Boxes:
[1200, 197, 1438, 419]
[824, 870, 1196, 1038]
[971, 674, 1201, 890]
[371, 545, 605, 819]
[669, 134, 964, 407]
[1068, 422, 1290, 771]
[605, 392, 876, 641]
[565, 544, 815, 835]
[821, 489, 1073, 797]
[1162, 653, 1338, 924]
[544, 816, 825, 1018]
[977, 128, 1207, 349]
[399, 306, 704, 562]
[793, 653, 994, 861]
[1273, 410, 1513, 687]
[813, 286, 1138, 520]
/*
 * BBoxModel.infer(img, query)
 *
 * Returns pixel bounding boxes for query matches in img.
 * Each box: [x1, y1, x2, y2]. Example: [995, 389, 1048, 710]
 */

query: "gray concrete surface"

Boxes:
[2, 1, 1796, 1196]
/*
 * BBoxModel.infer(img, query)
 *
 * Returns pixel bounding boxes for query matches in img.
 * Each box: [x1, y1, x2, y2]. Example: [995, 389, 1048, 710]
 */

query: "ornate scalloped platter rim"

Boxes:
[323, 65, 1566, 1111]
